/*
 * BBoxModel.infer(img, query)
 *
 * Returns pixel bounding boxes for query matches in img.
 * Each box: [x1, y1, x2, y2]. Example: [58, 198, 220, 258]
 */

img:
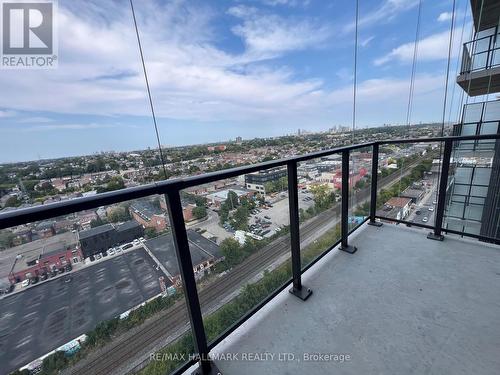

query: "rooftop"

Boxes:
[78, 223, 114, 239]
[144, 230, 222, 278]
[206, 223, 500, 375]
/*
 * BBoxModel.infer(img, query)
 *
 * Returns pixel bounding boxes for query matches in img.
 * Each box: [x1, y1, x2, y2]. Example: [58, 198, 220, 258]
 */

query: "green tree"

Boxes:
[0, 230, 15, 250]
[144, 227, 157, 239]
[108, 206, 131, 223]
[4, 195, 21, 208]
[192, 206, 207, 220]
[309, 184, 334, 211]
[220, 238, 246, 266]
[232, 206, 249, 231]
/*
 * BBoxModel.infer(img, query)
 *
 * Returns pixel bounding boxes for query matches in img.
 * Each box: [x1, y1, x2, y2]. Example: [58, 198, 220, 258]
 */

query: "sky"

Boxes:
[0, 0, 478, 162]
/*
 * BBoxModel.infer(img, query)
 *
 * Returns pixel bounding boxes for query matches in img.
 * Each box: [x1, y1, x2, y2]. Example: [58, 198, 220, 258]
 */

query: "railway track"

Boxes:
[68, 157, 425, 375]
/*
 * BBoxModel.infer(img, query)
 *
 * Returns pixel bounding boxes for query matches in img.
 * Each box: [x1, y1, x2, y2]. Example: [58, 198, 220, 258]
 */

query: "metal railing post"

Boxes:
[428, 140, 453, 241]
[165, 191, 220, 375]
[287, 161, 312, 301]
[368, 143, 383, 227]
[340, 150, 358, 253]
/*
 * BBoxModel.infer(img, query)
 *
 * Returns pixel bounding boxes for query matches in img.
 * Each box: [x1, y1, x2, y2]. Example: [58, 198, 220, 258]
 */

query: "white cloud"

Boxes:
[227, 5, 332, 58]
[374, 28, 464, 66]
[20, 123, 118, 132]
[0, 0, 450, 133]
[0, 110, 16, 118]
[258, 0, 311, 7]
[360, 35, 375, 47]
[437, 12, 453, 22]
[344, 0, 419, 33]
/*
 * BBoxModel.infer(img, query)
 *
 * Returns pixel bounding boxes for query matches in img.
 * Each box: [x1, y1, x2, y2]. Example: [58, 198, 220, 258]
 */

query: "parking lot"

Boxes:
[0, 248, 164, 375]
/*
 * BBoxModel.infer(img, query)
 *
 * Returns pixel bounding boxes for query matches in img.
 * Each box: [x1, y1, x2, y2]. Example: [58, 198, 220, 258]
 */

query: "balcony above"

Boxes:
[470, 0, 500, 32]
[457, 65, 500, 96]
[203, 223, 500, 375]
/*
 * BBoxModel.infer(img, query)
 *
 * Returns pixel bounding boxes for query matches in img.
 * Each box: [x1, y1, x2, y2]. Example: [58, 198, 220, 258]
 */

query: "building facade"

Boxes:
[445, 0, 500, 241]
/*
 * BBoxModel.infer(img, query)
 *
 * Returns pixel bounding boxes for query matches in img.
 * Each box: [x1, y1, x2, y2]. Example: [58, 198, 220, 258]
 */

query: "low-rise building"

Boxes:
[244, 167, 287, 193]
[8, 231, 82, 283]
[144, 230, 223, 285]
[377, 197, 413, 221]
[130, 200, 168, 232]
[78, 221, 144, 258]
[206, 188, 254, 208]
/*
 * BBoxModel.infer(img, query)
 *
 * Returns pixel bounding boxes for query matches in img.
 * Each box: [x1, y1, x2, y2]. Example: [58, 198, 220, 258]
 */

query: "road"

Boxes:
[63, 157, 429, 375]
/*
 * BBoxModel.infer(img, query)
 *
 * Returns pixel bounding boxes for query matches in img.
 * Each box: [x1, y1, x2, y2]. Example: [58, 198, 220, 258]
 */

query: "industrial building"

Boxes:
[244, 167, 287, 193]
[78, 221, 144, 258]
[7, 231, 82, 283]
[144, 230, 223, 285]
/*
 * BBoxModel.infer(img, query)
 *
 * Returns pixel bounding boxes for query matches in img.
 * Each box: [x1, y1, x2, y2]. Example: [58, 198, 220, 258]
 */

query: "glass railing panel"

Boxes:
[375, 141, 440, 227]
[297, 155, 342, 269]
[0, 195, 195, 375]
[175, 169, 293, 347]
[348, 146, 372, 231]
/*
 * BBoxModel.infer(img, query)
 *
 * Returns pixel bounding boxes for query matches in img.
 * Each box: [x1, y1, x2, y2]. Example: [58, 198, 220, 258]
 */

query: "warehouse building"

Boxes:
[78, 221, 144, 258]
[144, 230, 223, 285]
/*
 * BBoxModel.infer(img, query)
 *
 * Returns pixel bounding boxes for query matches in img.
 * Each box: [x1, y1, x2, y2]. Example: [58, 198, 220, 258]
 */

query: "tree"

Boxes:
[192, 206, 207, 220]
[220, 238, 246, 266]
[108, 206, 131, 223]
[144, 227, 157, 239]
[0, 230, 15, 250]
[90, 217, 105, 228]
[232, 206, 249, 231]
[309, 184, 334, 211]
[4, 195, 20, 208]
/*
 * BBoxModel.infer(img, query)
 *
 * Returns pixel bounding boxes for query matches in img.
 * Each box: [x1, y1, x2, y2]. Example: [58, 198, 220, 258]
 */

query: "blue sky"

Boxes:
[0, 0, 477, 162]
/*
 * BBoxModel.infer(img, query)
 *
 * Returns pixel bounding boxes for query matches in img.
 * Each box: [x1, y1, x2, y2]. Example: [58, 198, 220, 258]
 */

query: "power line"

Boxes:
[130, 0, 168, 178]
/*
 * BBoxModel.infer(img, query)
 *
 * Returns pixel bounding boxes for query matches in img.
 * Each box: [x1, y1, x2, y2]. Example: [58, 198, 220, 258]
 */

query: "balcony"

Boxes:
[199, 223, 500, 375]
[457, 31, 500, 96]
[457, 25, 500, 96]
[0, 134, 498, 375]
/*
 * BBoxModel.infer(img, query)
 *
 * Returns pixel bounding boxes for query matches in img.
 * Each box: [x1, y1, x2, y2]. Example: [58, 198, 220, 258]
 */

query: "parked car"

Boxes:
[96, 253, 102, 260]
[40, 273, 48, 281]
[115, 247, 122, 254]
[65, 264, 72, 272]
[107, 248, 115, 256]
[428, 207, 434, 212]
[122, 243, 133, 251]
[89, 255, 96, 262]
[21, 279, 30, 287]
[30, 276, 38, 284]
[264, 216, 271, 220]
[422, 217, 428, 223]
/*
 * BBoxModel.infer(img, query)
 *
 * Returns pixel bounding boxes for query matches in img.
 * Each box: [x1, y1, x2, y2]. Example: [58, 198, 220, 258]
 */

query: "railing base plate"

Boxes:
[289, 286, 313, 301]
[427, 232, 444, 241]
[368, 221, 383, 227]
[339, 245, 358, 254]
[191, 361, 222, 375]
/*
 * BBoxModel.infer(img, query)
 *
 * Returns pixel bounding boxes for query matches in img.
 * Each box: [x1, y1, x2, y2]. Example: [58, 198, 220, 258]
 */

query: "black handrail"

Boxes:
[460, 33, 500, 74]
[1, 133, 499, 374]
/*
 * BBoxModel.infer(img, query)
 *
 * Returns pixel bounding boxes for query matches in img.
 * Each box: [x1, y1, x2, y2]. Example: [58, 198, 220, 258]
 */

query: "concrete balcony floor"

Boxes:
[201, 224, 500, 375]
